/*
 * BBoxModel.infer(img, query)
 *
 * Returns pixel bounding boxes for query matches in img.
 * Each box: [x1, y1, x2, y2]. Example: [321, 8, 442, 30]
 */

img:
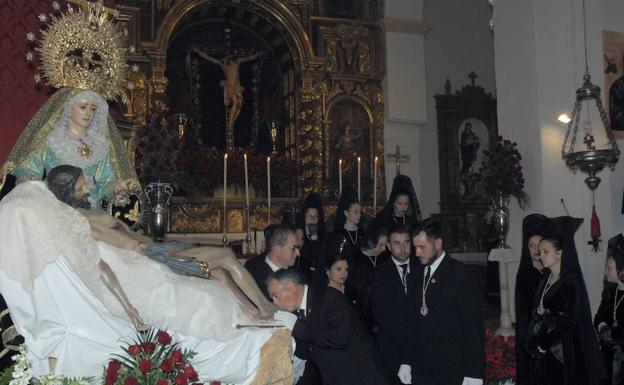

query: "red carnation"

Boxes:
[105, 360, 122, 385]
[124, 376, 138, 385]
[157, 330, 172, 345]
[174, 374, 189, 385]
[142, 342, 156, 354]
[160, 359, 175, 373]
[170, 349, 183, 364]
[128, 344, 141, 356]
[183, 366, 198, 381]
[157, 380, 169, 385]
[139, 359, 152, 374]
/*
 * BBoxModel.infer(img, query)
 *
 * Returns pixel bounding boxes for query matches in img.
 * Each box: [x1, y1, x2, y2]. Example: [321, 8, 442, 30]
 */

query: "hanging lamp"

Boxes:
[561, 0, 620, 251]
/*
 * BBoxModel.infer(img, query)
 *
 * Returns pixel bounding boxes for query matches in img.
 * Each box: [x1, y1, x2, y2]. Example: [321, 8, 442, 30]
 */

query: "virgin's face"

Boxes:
[345, 203, 361, 225]
[539, 240, 562, 271]
[69, 99, 97, 130]
[327, 260, 349, 286]
[606, 257, 620, 283]
[528, 235, 542, 265]
[393, 194, 410, 216]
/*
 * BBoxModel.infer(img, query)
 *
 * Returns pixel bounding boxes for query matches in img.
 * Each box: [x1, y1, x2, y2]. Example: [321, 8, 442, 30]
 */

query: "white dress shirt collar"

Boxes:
[299, 284, 309, 314]
[265, 255, 281, 272]
[427, 251, 446, 276]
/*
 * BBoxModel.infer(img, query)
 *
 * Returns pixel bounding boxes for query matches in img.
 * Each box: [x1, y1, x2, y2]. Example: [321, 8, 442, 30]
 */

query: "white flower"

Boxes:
[38, 14, 47, 22]
[34, 74, 42, 83]
[129, 45, 136, 54]
[26, 32, 35, 42]
[132, 64, 139, 72]
[51, 2, 60, 10]
[26, 52, 34, 61]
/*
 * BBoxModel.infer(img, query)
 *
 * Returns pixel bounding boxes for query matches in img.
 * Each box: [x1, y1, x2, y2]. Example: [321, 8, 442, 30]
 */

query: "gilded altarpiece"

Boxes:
[113, 0, 386, 233]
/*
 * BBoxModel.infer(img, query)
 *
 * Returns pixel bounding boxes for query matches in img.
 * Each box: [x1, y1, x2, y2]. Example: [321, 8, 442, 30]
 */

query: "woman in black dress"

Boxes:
[526, 216, 604, 385]
[515, 214, 548, 385]
[371, 174, 421, 231]
[595, 233, 624, 385]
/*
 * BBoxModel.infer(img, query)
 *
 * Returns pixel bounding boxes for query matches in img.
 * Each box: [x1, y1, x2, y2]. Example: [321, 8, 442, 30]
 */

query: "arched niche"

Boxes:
[325, 95, 375, 199]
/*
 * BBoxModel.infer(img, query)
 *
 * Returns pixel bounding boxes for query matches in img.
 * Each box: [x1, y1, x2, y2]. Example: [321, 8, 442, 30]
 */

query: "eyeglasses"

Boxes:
[282, 244, 301, 252]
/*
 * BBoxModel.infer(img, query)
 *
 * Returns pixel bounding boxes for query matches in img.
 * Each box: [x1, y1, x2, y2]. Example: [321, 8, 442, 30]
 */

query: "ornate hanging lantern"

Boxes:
[561, 0, 620, 252]
[561, 71, 619, 190]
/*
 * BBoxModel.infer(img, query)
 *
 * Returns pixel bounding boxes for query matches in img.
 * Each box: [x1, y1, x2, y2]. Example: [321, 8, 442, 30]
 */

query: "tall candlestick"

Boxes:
[357, 156, 361, 201]
[223, 153, 228, 246]
[267, 156, 271, 223]
[339, 158, 343, 195]
[244, 154, 251, 253]
[373, 156, 378, 213]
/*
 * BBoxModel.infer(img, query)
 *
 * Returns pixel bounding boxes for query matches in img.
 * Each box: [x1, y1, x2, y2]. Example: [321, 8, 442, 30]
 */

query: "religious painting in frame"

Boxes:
[602, 31, 624, 135]
[327, 98, 372, 196]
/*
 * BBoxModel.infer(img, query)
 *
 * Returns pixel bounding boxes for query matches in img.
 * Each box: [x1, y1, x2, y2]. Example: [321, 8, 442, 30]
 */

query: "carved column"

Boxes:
[298, 80, 324, 195]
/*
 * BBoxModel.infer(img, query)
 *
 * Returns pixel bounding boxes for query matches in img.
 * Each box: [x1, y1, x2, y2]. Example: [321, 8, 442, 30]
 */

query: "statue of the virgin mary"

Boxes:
[0, 2, 138, 208]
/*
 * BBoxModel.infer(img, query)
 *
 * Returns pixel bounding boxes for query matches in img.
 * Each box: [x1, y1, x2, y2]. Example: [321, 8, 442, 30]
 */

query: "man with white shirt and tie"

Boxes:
[371, 224, 419, 385]
[407, 218, 484, 385]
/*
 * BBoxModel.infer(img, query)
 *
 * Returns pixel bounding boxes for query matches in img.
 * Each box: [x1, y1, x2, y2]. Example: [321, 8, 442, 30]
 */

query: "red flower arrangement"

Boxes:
[484, 329, 516, 384]
[479, 136, 529, 209]
[104, 329, 201, 385]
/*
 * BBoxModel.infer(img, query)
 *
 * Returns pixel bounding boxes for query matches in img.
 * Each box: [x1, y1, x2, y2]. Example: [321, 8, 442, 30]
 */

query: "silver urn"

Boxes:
[491, 192, 510, 249]
[145, 182, 173, 242]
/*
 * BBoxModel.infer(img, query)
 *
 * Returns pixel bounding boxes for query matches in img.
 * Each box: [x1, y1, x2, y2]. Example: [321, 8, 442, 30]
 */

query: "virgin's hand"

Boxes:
[113, 179, 131, 195]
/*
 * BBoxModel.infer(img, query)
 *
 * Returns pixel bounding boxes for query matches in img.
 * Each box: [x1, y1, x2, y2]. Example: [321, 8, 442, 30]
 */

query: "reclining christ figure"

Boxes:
[0, 164, 293, 384]
[46, 164, 276, 323]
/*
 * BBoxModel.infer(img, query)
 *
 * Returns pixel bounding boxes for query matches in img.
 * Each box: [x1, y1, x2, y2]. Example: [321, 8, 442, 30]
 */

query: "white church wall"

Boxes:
[495, 0, 624, 319]
[382, 0, 427, 200]
[419, 0, 496, 217]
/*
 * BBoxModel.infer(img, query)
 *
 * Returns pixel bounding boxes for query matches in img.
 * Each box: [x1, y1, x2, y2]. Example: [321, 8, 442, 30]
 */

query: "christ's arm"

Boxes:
[193, 48, 223, 67]
[238, 51, 264, 64]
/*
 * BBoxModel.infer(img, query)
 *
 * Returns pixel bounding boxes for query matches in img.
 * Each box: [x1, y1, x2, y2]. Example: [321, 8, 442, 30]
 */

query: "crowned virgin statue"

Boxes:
[0, 2, 138, 208]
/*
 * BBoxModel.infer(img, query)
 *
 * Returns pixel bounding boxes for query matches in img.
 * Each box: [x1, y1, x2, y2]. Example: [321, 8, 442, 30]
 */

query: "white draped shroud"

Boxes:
[0, 181, 280, 384]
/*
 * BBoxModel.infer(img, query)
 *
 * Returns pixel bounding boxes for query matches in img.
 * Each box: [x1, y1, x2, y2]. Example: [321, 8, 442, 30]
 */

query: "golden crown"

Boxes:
[27, 0, 128, 100]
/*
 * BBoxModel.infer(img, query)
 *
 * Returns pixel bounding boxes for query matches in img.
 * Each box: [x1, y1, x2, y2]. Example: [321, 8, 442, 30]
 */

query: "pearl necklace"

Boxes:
[393, 215, 406, 224]
[537, 273, 558, 315]
[613, 288, 624, 327]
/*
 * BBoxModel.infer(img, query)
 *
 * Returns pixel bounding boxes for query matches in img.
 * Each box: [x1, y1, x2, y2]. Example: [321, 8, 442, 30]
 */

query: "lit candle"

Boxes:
[267, 156, 271, 223]
[357, 156, 361, 201]
[339, 158, 343, 195]
[373, 156, 378, 213]
[244, 153, 250, 214]
[223, 153, 228, 242]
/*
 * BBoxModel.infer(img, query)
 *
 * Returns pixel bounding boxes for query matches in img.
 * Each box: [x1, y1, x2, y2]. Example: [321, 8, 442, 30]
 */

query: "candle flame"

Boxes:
[224, 153, 228, 159]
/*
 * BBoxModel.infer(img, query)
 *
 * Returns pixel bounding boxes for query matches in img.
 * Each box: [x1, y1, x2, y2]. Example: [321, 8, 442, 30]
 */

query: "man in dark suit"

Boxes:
[269, 268, 388, 385]
[371, 224, 418, 385]
[245, 224, 300, 300]
[409, 218, 484, 385]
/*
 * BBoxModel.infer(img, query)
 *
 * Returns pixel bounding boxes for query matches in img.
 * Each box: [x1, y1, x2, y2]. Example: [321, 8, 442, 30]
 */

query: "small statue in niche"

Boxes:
[338, 39, 357, 72]
[325, 40, 338, 72]
[334, 121, 362, 177]
[460, 122, 480, 175]
[357, 42, 371, 74]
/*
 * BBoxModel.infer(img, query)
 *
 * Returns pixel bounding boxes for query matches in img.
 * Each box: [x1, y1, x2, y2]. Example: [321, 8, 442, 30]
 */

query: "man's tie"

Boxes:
[399, 264, 409, 293]
[295, 309, 306, 320]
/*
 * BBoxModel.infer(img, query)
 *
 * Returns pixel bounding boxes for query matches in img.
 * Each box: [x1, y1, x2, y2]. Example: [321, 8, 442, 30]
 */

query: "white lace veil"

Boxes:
[0, 181, 102, 292]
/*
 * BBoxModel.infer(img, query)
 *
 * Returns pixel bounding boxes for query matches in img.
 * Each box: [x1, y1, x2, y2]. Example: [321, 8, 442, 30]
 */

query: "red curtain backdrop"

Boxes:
[0, 0, 55, 164]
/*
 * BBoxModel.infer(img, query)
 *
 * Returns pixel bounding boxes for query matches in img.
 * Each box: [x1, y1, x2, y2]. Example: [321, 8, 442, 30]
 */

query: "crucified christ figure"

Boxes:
[193, 48, 264, 130]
